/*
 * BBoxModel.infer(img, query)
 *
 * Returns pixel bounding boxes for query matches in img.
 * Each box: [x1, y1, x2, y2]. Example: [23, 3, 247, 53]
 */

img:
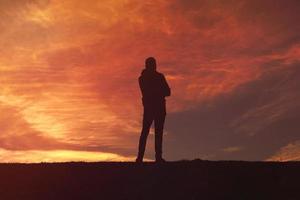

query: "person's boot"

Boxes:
[155, 156, 166, 163]
[136, 156, 143, 163]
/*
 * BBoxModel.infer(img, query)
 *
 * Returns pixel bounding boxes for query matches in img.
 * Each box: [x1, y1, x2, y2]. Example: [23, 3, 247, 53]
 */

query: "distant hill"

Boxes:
[0, 160, 299, 200]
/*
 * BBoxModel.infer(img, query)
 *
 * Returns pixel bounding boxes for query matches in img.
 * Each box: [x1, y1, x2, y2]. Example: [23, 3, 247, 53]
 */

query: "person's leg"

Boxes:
[137, 109, 153, 162]
[154, 113, 166, 161]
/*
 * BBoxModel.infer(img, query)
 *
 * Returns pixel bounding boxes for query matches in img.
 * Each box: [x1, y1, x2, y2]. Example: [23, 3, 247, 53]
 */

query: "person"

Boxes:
[136, 57, 171, 163]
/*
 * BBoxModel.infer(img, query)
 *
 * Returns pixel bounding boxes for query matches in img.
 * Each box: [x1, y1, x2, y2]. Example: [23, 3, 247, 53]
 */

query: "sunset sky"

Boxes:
[1, 0, 300, 162]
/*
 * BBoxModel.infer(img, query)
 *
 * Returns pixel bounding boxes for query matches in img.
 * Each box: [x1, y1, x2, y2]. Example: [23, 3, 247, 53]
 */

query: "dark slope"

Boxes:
[0, 160, 299, 200]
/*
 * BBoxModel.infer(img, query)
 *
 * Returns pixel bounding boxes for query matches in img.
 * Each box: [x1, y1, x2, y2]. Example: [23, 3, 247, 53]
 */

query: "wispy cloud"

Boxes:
[0, 0, 300, 161]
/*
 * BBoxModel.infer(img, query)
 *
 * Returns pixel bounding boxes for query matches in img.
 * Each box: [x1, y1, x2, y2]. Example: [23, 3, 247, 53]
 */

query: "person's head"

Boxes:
[145, 57, 156, 72]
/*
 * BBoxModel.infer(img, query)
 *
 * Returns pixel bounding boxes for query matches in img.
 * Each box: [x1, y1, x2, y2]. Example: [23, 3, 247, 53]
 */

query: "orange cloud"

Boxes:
[1, 0, 300, 162]
[267, 141, 300, 161]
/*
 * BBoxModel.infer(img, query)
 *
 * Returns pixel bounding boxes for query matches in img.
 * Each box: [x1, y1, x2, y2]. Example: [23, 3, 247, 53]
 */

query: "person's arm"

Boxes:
[138, 76, 145, 97]
[162, 75, 171, 97]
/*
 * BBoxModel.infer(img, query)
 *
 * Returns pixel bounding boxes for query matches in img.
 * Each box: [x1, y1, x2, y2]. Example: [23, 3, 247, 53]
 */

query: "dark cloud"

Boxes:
[164, 64, 300, 161]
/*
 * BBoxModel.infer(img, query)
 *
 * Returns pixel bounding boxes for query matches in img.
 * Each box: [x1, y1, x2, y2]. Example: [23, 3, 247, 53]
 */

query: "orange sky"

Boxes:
[1, 0, 300, 162]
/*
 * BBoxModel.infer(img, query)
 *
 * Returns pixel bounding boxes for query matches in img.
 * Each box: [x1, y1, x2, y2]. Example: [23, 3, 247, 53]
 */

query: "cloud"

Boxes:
[0, 101, 68, 150]
[0, 0, 300, 161]
[222, 146, 243, 153]
[165, 64, 300, 161]
[267, 141, 300, 161]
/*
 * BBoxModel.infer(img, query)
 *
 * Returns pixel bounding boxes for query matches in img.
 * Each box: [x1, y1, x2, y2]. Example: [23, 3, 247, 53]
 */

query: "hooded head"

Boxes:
[145, 57, 157, 72]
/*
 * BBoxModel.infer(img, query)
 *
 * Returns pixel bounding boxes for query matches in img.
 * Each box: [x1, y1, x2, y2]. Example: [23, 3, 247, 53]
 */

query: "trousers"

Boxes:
[137, 101, 166, 160]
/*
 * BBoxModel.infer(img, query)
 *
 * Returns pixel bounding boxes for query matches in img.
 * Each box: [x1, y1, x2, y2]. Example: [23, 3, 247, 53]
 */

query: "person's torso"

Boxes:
[140, 72, 166, 101]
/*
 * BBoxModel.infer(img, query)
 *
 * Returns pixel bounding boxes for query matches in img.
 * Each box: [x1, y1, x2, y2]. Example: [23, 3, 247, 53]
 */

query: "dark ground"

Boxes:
[0, 160, 299, 200]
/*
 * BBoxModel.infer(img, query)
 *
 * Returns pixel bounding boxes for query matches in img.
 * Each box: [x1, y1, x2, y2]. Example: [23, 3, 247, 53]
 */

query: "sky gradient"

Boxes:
[1, 0, 300, 162]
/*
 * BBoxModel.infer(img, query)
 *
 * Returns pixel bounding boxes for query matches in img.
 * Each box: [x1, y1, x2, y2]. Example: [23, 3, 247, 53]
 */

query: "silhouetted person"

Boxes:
[136, 57, 171, 163]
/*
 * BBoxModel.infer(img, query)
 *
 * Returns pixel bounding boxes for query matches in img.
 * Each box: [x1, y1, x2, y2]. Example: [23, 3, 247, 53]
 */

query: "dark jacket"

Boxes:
[139, 69, 171, 107]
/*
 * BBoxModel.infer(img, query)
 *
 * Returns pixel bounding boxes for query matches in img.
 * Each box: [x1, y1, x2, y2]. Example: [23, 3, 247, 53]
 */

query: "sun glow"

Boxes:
[0, 148, 133, 163]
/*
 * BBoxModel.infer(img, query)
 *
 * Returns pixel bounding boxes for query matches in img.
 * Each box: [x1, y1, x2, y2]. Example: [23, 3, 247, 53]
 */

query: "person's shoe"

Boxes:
[155, 158, 166, 163]
[135, 157, 143, 163]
